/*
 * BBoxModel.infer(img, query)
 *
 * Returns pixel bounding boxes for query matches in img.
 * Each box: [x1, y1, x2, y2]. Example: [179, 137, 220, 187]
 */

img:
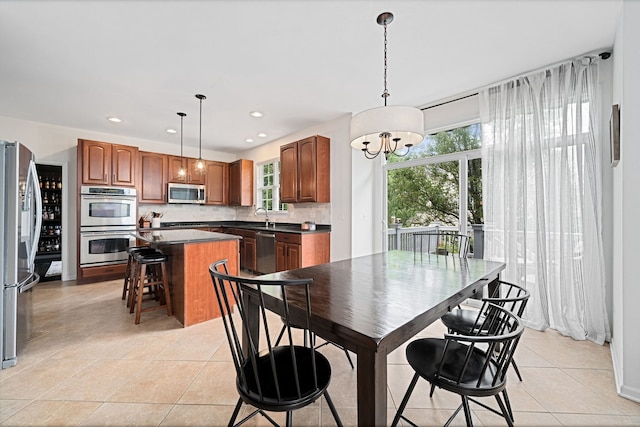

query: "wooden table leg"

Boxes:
[357, 347, 387, 426]
[242, 291, 260, 359]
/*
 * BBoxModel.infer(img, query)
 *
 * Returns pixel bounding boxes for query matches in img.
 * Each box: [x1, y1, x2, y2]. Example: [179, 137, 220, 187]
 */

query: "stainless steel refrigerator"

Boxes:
[1, 140, 42, 369]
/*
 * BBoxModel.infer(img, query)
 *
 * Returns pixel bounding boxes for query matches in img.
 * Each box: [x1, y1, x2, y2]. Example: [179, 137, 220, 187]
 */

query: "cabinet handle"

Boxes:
[104, 173, 107, 182]
[112, 173, 116, 183]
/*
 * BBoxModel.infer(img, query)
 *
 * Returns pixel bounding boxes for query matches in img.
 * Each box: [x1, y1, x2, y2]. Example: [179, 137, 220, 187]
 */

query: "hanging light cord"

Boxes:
[180, 113, 184, 164]
[382, 19, 389, 106]
[198, 96, 203, 159]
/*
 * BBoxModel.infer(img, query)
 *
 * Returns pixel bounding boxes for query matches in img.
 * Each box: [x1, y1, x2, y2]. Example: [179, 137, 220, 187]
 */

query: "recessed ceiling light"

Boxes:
[258, 133, 267, 138]
[249, 111, 263, 118]
[107, 117, 122, 123]
[166, 128, 177, 134]
[245, 138, 254, 143]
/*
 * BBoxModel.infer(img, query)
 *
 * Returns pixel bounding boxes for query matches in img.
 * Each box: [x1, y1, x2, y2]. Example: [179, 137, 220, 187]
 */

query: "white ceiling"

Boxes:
[0, 0, 621, 154]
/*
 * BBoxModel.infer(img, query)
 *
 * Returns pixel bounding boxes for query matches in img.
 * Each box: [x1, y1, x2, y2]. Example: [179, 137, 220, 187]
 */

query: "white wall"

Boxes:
[0, 115, 235, 280]
[599, 59, 615, 335]
[611, 0, 640, 403]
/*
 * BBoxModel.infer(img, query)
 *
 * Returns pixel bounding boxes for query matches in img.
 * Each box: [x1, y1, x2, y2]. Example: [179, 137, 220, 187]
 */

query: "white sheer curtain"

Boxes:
[479, 57, 610, 344]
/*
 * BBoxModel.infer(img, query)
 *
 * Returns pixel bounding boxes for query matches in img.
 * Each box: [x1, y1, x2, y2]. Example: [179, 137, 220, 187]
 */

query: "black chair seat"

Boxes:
[240, 346, 332, 410]
[135, 252, 167, 264]
[127, 246, 155, 254]
[407, 338, 504, 398]
[441, 308, 484, 335]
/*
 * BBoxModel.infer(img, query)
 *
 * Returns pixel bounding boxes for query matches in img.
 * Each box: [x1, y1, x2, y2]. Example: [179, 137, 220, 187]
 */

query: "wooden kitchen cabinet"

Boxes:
[79, 139, 137, 187]
[138, 151, 167, 204]
[229, 159, 254, 206]
[243, 233, 257, 271]
[167, 156, 206, 185]
[206, 161, 229, 205]
[275, 231, 330, 272]
[280, 135, 330, 203]
[227, 228, 256, 271]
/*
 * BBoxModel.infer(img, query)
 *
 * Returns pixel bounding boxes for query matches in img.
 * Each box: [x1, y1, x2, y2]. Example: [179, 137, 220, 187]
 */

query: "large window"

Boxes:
[385, 124, 482, 235]
[256, 159, 287, 212]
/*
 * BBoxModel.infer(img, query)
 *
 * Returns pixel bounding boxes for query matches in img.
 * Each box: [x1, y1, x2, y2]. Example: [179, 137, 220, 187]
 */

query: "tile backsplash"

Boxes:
[139, 203, 331, 225]
[235, 203, 331, 225]
[139, 204, 236, 223]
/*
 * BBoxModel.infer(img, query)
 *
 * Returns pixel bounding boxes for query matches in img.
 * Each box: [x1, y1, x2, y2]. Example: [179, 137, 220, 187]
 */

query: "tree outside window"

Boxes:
[387, 124, 482, 227]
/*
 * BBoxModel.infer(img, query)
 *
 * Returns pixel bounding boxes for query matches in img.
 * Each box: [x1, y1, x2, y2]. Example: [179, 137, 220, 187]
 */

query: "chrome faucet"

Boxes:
[255, 207, 270, 227]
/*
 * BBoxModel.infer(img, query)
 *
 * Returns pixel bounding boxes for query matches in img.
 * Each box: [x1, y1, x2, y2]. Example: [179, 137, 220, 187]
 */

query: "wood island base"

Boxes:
[160, 239, 239, 327]
[136, 231, 240, 327]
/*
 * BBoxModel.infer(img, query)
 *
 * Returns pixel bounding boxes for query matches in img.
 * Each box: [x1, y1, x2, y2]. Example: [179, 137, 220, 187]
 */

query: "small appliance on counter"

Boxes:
[139, 211, 163, 228]
[301, 221, 316, 231]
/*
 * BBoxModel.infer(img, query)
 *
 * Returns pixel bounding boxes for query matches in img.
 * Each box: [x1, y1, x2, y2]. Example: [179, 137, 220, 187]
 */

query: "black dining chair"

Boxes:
[209, 259, 343, 427]
[439, 280, 530, 382]
[413, 230, 470, 258]
[391, 303, 524, 427]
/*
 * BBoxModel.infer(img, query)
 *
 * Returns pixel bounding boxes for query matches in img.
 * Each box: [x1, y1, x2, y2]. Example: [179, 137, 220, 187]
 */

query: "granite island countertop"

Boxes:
[140, 220, 331, 235]
[136, 229, 241, 245]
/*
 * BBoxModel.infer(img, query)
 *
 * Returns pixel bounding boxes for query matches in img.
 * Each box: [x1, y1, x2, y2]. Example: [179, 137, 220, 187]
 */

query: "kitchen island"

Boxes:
[136, 229, 240, 327]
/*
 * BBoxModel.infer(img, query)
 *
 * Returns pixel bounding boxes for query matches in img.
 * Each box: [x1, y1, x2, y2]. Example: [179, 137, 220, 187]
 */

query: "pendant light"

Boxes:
[194, 93, 206, 175]
[350, 12, 424, 160]
[177, 112, 187, 178]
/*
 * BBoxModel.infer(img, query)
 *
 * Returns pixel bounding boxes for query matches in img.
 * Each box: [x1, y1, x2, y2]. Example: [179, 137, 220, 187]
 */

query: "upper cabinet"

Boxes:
[206, 161, 229, 205]
[167, 156, 206, 185]
[280, 135, 330, 203]
[138, 151, 167, 204]
[79, 139, 137, 187]
[229, 159, 253, 206]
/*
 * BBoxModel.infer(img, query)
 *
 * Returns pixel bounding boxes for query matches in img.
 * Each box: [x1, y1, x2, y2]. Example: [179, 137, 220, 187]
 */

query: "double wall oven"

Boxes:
[80, 186, 137, 267]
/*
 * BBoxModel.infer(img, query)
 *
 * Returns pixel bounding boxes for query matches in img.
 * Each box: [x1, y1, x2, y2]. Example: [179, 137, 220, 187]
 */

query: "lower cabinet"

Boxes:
[227, 228, 257, 271]
[243, 234, 257, 271]
[275, 232, 330, 272]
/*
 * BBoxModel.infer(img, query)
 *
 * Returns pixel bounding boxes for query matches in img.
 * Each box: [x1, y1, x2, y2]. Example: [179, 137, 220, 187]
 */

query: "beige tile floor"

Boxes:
[1, 278, 639, 426]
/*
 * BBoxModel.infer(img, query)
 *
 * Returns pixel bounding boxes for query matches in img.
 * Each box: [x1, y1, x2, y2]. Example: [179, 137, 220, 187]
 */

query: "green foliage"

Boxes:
[387, 125, 483, 226]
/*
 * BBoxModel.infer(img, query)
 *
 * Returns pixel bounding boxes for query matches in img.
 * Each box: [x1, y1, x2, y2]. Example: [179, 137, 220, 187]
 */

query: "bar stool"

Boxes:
[121, 246, 156, 306]
[129, 250, 172, 324]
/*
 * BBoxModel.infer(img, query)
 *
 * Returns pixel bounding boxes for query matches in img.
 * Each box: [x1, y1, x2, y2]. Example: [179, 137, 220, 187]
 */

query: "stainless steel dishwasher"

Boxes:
[256, 232, 276, 274]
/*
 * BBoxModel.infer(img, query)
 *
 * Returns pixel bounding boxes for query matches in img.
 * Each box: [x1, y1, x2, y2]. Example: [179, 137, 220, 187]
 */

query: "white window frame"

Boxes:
[256, 158, 287, 213]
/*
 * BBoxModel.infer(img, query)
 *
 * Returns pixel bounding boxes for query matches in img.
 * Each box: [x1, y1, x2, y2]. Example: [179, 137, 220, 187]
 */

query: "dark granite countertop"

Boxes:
[136, 229, 241, 245]
[141, 221, 331, 235]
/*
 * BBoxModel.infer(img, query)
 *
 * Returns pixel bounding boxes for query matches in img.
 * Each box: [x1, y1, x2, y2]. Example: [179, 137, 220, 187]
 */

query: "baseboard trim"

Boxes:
[610, 337, 640, 403]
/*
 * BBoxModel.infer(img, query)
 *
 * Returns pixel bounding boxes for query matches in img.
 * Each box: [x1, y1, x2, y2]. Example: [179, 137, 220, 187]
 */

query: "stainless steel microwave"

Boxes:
[167, 182, 206, 204]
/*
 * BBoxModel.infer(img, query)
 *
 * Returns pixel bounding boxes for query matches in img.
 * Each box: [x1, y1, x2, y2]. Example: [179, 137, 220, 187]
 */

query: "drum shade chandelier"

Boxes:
[177, 112, 187, 178]
[194, 94, 207, 175]
[350, 12, 424, 160]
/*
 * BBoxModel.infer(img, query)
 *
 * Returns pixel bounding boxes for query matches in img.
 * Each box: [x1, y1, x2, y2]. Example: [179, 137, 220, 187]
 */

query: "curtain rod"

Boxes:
[420, 49, 611, 110]
[421, 93, 478, 111]
[477, 49, 612, 92]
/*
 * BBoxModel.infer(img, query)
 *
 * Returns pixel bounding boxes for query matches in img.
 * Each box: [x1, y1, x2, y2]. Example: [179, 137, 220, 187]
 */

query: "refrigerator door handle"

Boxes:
[18, 272, 40, 293]
[26, 160, 42, 268]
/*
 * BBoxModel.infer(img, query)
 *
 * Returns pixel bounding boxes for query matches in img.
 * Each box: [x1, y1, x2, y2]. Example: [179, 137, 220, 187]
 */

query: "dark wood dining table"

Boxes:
[249, 250, 506, 426]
